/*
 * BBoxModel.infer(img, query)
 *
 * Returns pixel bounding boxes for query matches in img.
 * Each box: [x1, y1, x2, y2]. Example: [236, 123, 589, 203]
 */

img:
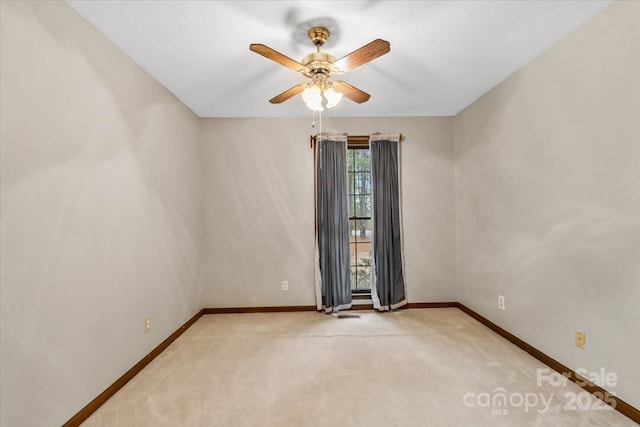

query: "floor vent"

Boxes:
[337, 313, 362, 319]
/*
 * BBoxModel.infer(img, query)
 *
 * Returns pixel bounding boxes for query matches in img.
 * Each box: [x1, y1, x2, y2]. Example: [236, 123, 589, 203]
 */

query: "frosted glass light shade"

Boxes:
[324, 87, 342, 108]
[302, 85, 324, 112]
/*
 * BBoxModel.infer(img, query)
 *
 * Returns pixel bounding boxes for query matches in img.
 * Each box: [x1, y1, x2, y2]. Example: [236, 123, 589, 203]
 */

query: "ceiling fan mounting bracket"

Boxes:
[308, 27, 330, 48]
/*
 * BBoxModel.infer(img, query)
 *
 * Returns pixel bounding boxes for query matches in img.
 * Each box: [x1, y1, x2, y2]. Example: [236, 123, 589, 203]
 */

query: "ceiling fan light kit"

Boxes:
[250, 26, 390, 112]
[300, 74, 342, 112]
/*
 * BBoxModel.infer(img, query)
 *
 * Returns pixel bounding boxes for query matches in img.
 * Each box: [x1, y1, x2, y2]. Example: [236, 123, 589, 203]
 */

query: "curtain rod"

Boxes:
[309, 134, 404, 147]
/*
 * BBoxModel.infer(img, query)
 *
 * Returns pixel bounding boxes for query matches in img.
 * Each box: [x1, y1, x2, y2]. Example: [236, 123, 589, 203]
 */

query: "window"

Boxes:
[313, 133, 406, 309]
[347, 144, 372, 293]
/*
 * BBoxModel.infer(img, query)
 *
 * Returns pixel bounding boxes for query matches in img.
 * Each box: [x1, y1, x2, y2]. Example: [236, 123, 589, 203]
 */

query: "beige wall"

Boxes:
[202, 116, 456, 307]
[454, 0, 640, 409]
[0, 2, 203, 426]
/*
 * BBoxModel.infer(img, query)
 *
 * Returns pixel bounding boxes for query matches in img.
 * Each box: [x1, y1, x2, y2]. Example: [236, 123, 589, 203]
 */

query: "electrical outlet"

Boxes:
[145, 317, 151, 333]
[282, 281, 289, 291]
[575, 331, 585, 349]
[498, 295, 506, 311]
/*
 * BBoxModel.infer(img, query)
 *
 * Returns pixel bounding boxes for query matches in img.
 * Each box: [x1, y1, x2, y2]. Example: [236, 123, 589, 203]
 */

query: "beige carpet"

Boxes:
[83, 309, 636, 426]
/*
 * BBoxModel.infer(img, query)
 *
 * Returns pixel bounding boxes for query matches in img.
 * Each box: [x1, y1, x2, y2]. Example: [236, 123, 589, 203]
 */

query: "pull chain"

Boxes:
[318, 110, 323, 169]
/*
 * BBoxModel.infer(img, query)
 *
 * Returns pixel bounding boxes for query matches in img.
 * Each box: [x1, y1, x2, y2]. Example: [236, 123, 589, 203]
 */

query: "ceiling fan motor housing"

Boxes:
[302, 52, 336, 77]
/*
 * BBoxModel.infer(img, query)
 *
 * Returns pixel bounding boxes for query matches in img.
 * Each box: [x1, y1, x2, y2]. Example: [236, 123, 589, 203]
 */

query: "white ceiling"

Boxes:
[65, 0, 612, 118]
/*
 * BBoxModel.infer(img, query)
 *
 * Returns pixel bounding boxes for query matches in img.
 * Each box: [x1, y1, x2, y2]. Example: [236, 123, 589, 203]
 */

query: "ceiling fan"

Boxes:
[249, 27, 390, 111]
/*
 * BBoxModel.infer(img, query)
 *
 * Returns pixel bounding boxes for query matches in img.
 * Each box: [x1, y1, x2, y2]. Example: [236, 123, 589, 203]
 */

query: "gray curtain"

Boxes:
[316, 138, 352, 312]
[370, 138, 407, 310]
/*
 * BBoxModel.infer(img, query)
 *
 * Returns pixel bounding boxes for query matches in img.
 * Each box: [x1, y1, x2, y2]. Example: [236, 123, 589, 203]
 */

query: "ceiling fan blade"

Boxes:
[333, 39, 390, 73]
[332, 81, 370, 103]
[249, 44, 306, 73]
[269, 83, 308, 104]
